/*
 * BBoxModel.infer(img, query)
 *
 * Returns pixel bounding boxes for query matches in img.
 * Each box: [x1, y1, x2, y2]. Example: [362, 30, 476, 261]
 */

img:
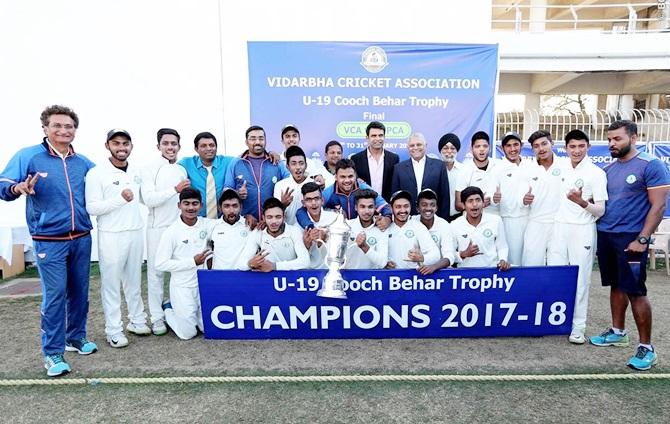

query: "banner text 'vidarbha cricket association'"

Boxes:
[248, 42, 498, 161]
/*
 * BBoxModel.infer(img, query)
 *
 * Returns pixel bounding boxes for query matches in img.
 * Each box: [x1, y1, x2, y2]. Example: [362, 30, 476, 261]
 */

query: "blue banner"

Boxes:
[198, 266, 577, 340]
[248, 42, 498, 161]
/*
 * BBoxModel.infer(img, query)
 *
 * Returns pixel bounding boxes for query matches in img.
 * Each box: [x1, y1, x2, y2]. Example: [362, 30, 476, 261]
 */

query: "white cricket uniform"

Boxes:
[210, 218, 253, 269]
[155, 217, 217, 340]
[451, 213, 509, 268]
[387, 219, 440, 269]
[522, 155, 566, 266]
[412, 215, 457, 266]
[273, 176, 313, 225]
[446, 161, 464, 217]
[456, 158, 500, 215]
[140, 156, 188, 324]
[344, 218, 389, 269]
[492, 158, 533, 266]
[236, 224, 311, 271]
[85, 160, 147, 337]
[547, 156, 608, 333]
[303, 209, 337, 269]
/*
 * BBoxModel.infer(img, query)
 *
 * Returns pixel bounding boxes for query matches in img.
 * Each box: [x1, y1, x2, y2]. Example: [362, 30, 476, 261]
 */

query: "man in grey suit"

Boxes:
[350, 121, 399, 202]
[391, 133, 450, 219]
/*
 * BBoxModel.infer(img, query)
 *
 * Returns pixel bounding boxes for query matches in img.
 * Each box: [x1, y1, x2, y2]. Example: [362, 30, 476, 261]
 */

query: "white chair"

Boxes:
[649, 218, 670, 276]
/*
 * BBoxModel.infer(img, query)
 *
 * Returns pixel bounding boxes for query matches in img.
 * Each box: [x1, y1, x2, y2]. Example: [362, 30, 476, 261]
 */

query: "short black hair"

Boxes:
[471, 131, 490, 146]
[355, 188, 378, 203]
[366, 121, 385, 136]
[390, 190, 412, 206]
[528, 130, 552, 146]
[301, 182, 322, 197]
[263, 197, 285, 213]
[564, 129, 590, 145]
[285, 145, 306, 163]
[417, 188, 438, 203]
[335, 158, 356, 174]
[325, 140, 343, 154]
[179, 187, 201, 202]
[460, 186, 484, 204]
[245, 125, 265, 139]
[194, 131, 217, 149]
[218, 188, 240, 206]
[157, 128, 180, 144]
[608, 120, 638, 136]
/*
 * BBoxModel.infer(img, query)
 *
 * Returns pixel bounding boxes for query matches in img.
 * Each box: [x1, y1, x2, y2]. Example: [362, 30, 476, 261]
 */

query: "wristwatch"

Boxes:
[637, 236, 650, 245]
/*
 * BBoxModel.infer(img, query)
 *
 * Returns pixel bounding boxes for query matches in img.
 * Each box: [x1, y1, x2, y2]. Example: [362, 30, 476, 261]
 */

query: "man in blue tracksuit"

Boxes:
[224, 125, 289, 221]
[0, 105, 98, 377]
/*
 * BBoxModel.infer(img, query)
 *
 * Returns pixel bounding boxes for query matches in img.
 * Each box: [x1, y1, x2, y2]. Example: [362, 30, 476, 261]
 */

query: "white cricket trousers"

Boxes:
[165, 285, 203, 340]
[146, 225, 169, 324]
[502, 215, 528, 266]
[547, 222, 596, 332]
[522, 221, 553, 266]
[98, 229, 147, 337]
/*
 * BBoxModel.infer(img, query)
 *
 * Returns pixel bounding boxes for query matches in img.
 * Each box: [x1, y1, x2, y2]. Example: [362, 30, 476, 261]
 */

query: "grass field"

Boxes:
[1, 265, 669, 423]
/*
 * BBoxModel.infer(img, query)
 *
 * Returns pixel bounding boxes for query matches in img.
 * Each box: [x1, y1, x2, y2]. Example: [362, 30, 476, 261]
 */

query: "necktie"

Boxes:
[205, 166, 217, 218]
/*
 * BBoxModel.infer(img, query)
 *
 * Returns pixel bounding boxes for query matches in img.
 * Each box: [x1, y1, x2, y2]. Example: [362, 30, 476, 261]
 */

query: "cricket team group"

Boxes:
[0, 105, 668, 377]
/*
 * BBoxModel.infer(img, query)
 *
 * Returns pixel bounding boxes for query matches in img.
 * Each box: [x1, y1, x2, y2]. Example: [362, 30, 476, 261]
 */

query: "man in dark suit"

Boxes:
[391, 133, 450, 219]
[350, 121, 399, 202]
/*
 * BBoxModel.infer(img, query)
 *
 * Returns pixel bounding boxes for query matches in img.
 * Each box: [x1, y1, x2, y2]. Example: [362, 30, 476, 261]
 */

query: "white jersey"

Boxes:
[154, 217, 217, 289]
[387, 219, 440, 269]
[140, 156, 188, 229]
[305, 209, 338, 269]
[554, 156, 608, 225]
[85, 159, 144, 232]
[210, 218, 252, 270]
[412, 215, 456, 265]
[344, 218, 389, 269]
[273, 176, 313, 225]
[492, 158, 534, 218]
[451, 213, 508, 268]
[526, 155, 567, 224]
[237, 224, 310, 271]
[446, 161, 464, 216]
[456, 158, 500, 214]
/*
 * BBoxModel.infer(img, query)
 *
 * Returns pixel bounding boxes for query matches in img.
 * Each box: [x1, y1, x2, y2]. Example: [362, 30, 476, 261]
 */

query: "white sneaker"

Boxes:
[107, 333, 129, 348]
[152, 319, 168, 336]
[126, 322, 151, 336]
[569, 331, 586, 345]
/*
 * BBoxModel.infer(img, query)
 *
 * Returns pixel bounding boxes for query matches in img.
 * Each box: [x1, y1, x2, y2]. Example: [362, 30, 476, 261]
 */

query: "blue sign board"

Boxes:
[198, 266, 577, 340]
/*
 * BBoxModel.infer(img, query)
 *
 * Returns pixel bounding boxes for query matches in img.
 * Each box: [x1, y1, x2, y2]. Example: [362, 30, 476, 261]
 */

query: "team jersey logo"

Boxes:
[584, 245, 591, 250]
[181, 239, 188, 244]
[431, 234, 439, 243]
[506, 173, 512, 177]
[367, 236, 377, 246]
[112, 181, 120, 185]
[574, 179, 584, 189]
[483, 229, 493, 238]
[404, 230, 415, 238]
[461, 234, 468, 238]
[199, 230, 207, 240]
[272, 176, 278, 184]
[532, 177, 539, 181]
[626, 174, 637, 184]
[552, 169, 561, 176]
[134, 175, 142, 184]
[240, 229, 248, 237]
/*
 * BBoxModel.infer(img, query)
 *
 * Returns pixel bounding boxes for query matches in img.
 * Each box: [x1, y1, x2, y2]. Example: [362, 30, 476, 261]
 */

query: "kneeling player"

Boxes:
[345, 189, 389, 269]
[155, 188, 216, 340]
[210, 189, 253, 269]
[451, 186, 510, 270]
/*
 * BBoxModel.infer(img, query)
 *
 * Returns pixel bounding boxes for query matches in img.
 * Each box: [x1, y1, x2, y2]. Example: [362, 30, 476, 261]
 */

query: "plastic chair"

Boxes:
[649, 218, 670, 276]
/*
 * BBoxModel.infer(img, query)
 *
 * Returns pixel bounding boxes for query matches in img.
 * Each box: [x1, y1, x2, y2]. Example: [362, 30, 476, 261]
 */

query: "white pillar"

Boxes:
[523, 94, 541, 140]
[529, 0, 547, 33]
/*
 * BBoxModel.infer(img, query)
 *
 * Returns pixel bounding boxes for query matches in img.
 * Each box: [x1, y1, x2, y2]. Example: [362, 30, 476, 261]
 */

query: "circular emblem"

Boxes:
[574, 179, 584, 189]
[134, 175, 142, 184]
[360, 46, 388, 73]
[404, 230, 415, 238]
[483, 229, 493, 238]
[431, 234, 439, 243]
[282, 240, 290, 248]
[367, 237, 377, 246]
[552, 168, 561, 176]
[272, 176, 277, 184]
[626, 174, 637, 184]
[199, 230, 207, 240]
[240, 229, 248, 237]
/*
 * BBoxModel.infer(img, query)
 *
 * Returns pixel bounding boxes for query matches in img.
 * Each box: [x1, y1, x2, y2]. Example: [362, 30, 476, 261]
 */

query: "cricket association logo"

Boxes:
[404, 230, 415, 238]
[552, 168, 561, 176]
[367, 236, 377, 246]
[483, 229, 493, 238]
[626, 174, 637, 184]
[360, 46, 388, 73]
[199, 230, 207, 240]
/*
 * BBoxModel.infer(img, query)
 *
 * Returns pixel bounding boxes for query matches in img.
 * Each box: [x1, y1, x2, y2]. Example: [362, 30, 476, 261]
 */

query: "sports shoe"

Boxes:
[152, 319, 168, 336]
[65, 337, 98, 355]
[126, 322, 151, 336]
[589, 328, 630, 347]
[627, 346, 658, 371]
[44, 354, 71, 377]
[107, 333, 129, 348]
[569, 331, 585, 345]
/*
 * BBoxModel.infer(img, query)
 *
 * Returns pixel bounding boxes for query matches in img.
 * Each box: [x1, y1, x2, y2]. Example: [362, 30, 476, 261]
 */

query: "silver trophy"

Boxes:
[315, 209, 350, 299]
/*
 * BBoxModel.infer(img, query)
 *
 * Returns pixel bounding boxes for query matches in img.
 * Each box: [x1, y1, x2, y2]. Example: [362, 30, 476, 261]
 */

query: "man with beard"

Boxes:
[236, 197, 310, 272]
[548, 129, 607, 345]
[385, 190, 439, 270]
[590, 120, 670, 371]
[451, 186, 510, 270]
[155, 188, 216, 340]
[86, 129, 150, 348]
[324, 140, 343, 176]
[412, 189, 456, 275]
[455, 131, 499, 215]
[344, 189, 389, 269]
[140, 128, 190, 336]
[438, 133, 465, 221]
[210, 189, 253, 270]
